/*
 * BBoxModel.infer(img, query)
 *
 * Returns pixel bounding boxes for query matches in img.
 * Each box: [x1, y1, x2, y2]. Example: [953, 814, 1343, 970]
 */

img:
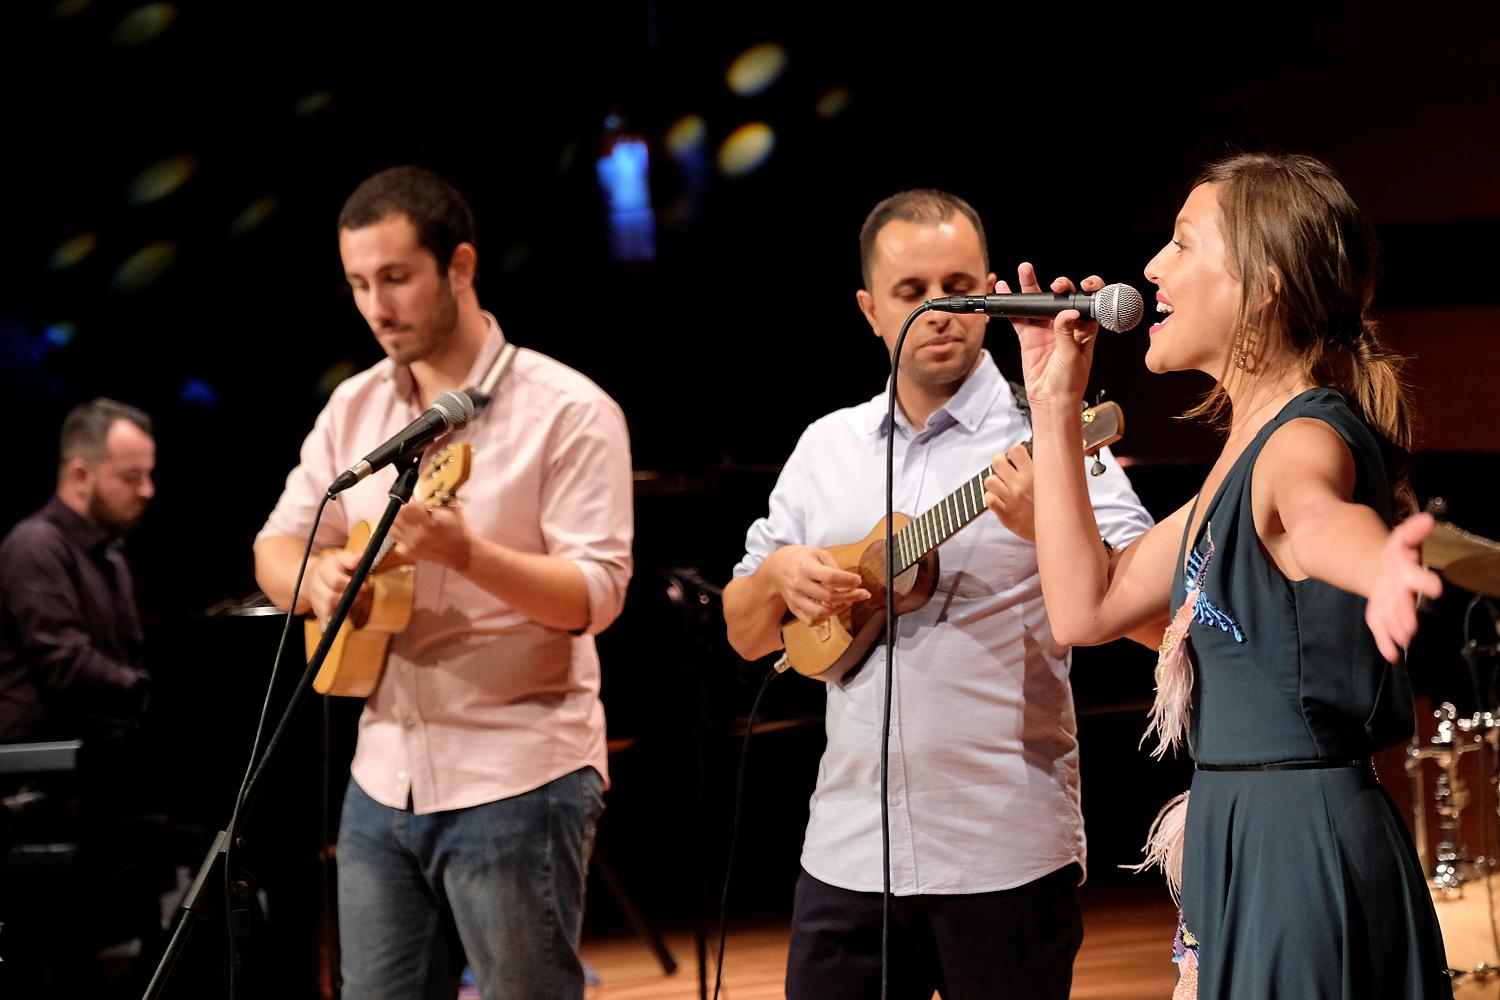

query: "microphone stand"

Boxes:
[142, 454, 424, 1000]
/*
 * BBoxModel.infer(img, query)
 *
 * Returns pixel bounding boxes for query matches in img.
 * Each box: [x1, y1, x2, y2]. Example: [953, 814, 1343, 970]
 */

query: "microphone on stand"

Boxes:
[326, 388, 488, 496]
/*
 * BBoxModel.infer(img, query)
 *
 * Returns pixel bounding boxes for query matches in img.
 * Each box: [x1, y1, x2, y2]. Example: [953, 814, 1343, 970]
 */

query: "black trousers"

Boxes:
[785, 863, 1084, 1000]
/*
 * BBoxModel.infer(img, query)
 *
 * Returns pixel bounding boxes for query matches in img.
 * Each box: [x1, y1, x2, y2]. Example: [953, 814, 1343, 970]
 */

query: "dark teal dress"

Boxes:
[1174, 388, 1451, 998]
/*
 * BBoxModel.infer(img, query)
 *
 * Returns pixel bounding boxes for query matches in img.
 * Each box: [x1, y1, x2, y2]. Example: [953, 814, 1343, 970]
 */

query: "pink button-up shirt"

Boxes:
[259, 317, 633, 813]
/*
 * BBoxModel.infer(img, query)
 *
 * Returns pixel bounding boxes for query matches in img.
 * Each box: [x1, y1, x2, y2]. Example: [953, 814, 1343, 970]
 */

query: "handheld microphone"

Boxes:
[327, 387, 488, 496]
[928, 282, 1145, 333]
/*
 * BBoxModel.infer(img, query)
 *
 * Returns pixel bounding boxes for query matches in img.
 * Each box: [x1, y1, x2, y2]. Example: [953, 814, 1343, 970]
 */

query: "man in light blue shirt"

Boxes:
[723, 190, 1153, 999]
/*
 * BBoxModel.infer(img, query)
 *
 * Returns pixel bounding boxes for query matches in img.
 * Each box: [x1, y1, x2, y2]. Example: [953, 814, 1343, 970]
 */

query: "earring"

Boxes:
[1232, 328, 1251, 371]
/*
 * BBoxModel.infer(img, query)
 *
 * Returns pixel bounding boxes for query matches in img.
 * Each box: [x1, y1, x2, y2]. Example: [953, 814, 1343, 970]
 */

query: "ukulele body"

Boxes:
[780, 511, 939, 684]
[305, 519, 416, 697]
[301, 443, 470, 698]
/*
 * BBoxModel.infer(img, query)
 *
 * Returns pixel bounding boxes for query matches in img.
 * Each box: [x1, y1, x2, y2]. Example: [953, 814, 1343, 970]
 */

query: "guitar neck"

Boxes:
[885, 400, 1122, 578]
[892, 464, 994, 575]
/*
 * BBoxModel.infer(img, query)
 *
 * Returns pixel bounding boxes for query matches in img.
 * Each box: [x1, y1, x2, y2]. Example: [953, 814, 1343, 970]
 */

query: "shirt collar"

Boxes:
[869, 350, 1006, 438]
[382, 312, 508, 398]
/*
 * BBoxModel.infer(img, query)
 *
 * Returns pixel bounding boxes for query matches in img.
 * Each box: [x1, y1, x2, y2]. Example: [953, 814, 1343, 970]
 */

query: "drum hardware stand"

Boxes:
[1409, 703, 1492, 896]
[1410, 703, 1500, 990]
[1414, 507, 1500, 986]
[1406, 735, 1429, 870]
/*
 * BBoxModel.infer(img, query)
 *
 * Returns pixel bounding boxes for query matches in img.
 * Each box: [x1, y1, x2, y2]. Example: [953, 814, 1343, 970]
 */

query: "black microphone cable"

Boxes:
[711, 303, 925, 1000]
[710, 664, 783, 1000]
[876, 303, 929, 1000]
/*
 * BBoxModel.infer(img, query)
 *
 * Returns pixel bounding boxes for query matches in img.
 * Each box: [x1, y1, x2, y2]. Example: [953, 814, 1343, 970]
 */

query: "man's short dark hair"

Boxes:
[858, 189, 989, 288]
[338, 166, 477, 270]
[59, 398, 152, 467]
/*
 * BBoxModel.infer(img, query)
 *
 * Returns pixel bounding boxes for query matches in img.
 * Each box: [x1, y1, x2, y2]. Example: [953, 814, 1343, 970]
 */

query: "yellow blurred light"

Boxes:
[112, 240, 178, 292]
[127, 154, 196, 205]
[293, 91, 334, 117]
[111, 3, 176, 45]
[664, 115, 707, 159]
[51, 0, 91, 18]
[318, 360, 357, 396]
[815, 85, 852, 119]
[726, 43, 787, 97]
[50, 232, 100, 270]
[717, 123, 776, 177]
[228, 197, 278, 237]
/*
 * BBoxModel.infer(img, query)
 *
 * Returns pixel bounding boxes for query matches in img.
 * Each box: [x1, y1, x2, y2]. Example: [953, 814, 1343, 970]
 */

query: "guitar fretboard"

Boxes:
[885, 401, 1120, 579]
[892, 465, 994, 575]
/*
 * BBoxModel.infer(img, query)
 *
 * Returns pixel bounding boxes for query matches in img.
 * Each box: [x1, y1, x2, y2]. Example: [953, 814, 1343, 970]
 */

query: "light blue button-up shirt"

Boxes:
[733, 352, 1154, 894]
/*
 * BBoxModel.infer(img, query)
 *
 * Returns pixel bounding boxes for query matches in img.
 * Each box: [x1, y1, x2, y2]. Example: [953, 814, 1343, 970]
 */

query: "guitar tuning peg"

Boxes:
[1090, 456, 1106, 477]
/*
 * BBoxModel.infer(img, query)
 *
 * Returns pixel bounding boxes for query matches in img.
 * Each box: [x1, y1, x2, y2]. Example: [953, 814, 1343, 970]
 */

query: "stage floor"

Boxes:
[581, 879, 1180, 999]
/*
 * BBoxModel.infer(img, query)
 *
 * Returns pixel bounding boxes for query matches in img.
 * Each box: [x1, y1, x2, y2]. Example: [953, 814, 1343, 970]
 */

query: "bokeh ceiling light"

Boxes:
[499, 244, 534, 275]
[112, 240, 178, 292]
[228, 197, 278, 237]
[726, 43, 787, 97]
[293, 91, 334, 117]
[43, 322, 78, 348]
[815, 85, 852, 119]
[127, 154, 196, 205]
[661, 196, 693, 229]
[111, 3, 176, 45]
[664, 115, 708, 160]
[49, 232, 100, 270]
[717, 123, 776, 177]
[318, 360, 357, 397]
[179, 378, 219, 406]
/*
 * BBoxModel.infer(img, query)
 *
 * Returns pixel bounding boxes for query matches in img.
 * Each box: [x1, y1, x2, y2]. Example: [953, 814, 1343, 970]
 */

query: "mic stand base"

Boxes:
[143, 830, 261, 1000]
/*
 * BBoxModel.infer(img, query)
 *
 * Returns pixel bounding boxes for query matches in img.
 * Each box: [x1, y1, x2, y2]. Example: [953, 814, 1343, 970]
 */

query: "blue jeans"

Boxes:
[336, 767, 605, 1000]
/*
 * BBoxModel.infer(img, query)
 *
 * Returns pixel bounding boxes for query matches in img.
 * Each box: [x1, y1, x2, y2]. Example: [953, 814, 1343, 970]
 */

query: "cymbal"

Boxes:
[1423, 521, 1500, 598]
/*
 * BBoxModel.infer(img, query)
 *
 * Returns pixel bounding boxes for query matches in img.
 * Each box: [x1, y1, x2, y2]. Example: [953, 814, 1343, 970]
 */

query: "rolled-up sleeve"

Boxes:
[539, 395, 634, 635]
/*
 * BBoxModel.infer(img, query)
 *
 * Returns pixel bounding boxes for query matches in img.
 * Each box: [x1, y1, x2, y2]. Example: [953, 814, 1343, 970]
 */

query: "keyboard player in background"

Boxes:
[0, 397, 156, 744]
[0, 397, 162, 998]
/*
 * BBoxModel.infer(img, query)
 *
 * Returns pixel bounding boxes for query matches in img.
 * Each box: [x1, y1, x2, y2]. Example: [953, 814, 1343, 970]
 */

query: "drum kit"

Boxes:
[1409, 507, 1500, 994]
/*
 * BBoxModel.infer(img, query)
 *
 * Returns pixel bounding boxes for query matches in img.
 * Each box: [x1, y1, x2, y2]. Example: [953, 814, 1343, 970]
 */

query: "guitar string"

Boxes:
[894, 467, 991, 573]
[892, 406, 1117, 573]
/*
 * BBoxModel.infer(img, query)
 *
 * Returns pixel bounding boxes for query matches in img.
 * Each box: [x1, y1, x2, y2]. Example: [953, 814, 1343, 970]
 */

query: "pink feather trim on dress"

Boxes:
[1141, 526, 1214, 760]
[1142, 589, 1198, 760]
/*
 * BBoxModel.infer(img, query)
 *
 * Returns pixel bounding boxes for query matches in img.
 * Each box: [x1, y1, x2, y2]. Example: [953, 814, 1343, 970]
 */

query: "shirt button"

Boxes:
[397, 770, 408, 781]
[889, 796, 901, 807]
[404, 717, 418, 729]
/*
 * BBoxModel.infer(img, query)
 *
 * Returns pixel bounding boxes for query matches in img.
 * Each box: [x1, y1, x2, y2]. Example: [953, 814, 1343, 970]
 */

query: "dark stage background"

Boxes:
[2, 0, 1499, 993]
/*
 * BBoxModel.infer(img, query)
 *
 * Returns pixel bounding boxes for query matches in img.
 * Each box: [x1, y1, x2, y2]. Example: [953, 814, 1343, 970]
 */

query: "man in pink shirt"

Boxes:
[254, 166, 633, 1000]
